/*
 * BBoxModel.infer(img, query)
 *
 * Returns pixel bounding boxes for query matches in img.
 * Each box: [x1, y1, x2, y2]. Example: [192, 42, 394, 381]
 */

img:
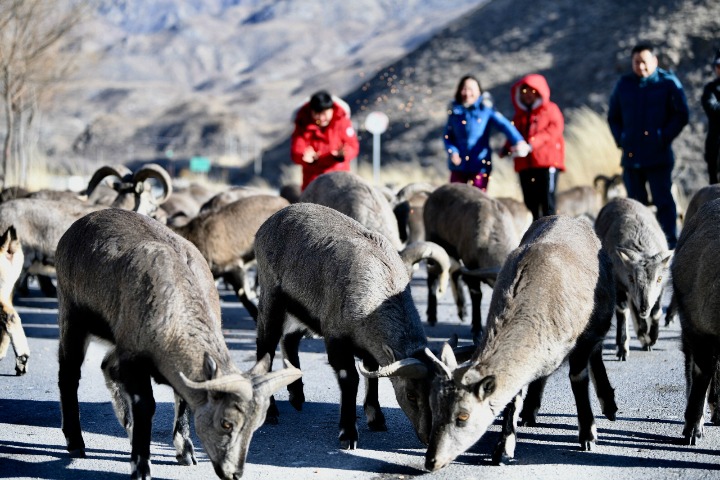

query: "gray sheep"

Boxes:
[171, 194, 290, 319]
[0, 226, 26, 375]
[595, 197, 672, 360]
[424, 215, 617, 470]
[56, 208, 301, 480]
[254, 203, 442, 450]
[670, 198, 720, 445]
[423, 183, 519, 340]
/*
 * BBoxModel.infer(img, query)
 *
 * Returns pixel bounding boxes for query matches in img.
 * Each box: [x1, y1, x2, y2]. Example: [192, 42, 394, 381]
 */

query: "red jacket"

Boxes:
[291, 102, 359, 190]
[509, 74, 565, 172]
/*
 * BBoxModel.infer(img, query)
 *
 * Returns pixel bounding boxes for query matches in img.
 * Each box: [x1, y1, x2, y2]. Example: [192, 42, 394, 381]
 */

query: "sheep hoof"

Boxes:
[131, 455, 151, 479]
[710, 409, 720, 426]
[339, 439, 357, 450]
[176, 440, 197, 466]
[581, 440, 595, 451]
[617, 351, 627, 361]
[491, 446, 515, 465]
[682, 425, 702, 445]
[642, 344, 652, 352]
[338, 428, 358, 450]
[68, 447, 86, 459]
[288, 387, 305, 411]
[15, 354, 28, 375]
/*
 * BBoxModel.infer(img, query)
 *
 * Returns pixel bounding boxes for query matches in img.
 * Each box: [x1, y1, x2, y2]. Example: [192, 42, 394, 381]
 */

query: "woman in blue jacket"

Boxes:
[444, 75, 529, 191]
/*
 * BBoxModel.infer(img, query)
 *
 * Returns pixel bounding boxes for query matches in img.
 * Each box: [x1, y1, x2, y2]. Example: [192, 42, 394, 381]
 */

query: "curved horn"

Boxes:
[252, 359, 303, 398]
[400, 241, 450, 296]
[178, 371, 254, 401]
[133, 163, 173, 205]
[395, 182, 434, 203]
[357, 357, 428, 379]
[86, 165, 132, 197]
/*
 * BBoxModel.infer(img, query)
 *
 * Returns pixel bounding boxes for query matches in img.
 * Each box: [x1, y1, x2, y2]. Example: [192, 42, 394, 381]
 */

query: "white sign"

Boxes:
[364, 111, 389, 135]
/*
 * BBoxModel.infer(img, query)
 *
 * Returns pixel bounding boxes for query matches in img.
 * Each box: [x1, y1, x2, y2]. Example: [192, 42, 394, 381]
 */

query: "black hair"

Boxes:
[454, 75, 482, 104]
[309, 90, 334, 112]
[631, 42, 655, 56]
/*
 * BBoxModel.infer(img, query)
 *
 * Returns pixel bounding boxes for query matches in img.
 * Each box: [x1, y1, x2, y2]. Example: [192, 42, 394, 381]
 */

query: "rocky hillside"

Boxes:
[257, 0, 719, 195]
[41, 0, 481, 172]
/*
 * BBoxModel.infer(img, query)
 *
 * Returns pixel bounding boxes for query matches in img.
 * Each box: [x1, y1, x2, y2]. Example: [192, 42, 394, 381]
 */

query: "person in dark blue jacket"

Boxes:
[701, 49, 720, 184]
[608, 42, 689, 248]
[444, 75, 529, 191]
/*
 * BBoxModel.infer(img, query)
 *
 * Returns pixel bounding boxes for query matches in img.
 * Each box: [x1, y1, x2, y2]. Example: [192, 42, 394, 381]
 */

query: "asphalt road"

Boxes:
[1, 269, 719, 480]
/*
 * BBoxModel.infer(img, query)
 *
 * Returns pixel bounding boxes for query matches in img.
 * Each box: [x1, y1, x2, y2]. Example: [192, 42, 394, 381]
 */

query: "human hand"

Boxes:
[450, 152, 462, 166]
[512, 141, 531, 158]
[331, 145, 346, 161]
[302, 147, 317, 163]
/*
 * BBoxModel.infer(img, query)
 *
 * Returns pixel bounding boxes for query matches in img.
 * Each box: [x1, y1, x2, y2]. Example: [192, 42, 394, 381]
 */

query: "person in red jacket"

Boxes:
[507, 74, 566, 220]
[291, 90, 359, 190]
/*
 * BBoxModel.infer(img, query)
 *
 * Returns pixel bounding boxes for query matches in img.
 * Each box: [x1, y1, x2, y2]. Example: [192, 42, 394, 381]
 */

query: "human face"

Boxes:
[632, 50, 658, 78]
[311, 108, 333, 128]
[519, 84, 539, 107]
[460, 79, 481, 107]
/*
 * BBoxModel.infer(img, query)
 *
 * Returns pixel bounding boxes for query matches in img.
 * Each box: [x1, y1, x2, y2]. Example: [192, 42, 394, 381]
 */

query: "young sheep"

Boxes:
[254, 202, 441, 450]
[594, 197, 672, 360]
[0, 226, 26, 375]
[670, 198, 720, 445]
[56, 208, 301, 480]
[424, 215, 617, 470]
[423, 183, 519, 340]
[171, 194, 290, 319]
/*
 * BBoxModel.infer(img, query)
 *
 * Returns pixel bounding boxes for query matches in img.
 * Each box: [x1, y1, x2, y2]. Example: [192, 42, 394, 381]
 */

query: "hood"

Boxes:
[511, 73, 551, 112]
[293, 97, 351, 128]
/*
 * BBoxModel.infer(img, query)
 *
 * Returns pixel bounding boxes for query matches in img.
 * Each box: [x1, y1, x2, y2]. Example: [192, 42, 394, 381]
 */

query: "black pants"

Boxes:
[622, 165, 677, 248]
[705, 135, 720, 185]
[519, 167, 559, 221]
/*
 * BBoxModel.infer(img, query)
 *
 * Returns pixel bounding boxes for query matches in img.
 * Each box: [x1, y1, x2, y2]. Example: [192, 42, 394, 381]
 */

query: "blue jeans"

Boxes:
[622, 165, 677, 248]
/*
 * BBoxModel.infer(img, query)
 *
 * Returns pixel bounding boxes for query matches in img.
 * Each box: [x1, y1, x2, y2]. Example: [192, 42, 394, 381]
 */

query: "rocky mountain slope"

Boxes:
[256, 0, 719, 194]
[42, 0, 482, 171]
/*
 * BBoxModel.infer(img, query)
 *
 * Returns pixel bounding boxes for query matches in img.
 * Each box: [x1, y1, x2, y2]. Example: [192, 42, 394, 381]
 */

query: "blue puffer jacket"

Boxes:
[607, 68, 689, 169]
[444, 94, 524, 174]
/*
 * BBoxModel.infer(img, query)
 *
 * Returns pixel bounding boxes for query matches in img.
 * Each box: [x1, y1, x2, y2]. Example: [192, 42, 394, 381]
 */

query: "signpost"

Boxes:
[363, 111, 389, 186]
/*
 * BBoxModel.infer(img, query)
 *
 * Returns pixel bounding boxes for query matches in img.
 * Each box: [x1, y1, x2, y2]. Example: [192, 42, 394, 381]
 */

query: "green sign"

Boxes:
[190, 156, 211, 173]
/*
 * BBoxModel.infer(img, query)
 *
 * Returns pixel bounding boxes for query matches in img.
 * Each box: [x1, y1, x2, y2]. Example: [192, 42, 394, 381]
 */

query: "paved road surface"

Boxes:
[1, 270, 718, 479]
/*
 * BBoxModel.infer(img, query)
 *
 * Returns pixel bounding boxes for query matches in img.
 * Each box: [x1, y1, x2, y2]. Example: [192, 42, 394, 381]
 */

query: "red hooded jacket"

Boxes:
[509, 74, 565, 172]
[291, 101, 359, 190]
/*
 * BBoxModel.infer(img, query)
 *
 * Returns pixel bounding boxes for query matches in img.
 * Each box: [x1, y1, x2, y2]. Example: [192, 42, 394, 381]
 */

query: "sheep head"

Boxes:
[180, 353, 301, 479]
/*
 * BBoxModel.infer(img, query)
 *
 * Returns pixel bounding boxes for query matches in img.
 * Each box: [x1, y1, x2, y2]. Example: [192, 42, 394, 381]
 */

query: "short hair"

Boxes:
[309, 91, 334, 112]
[454, 75, 482, 104]
[631, 42, 655, 56]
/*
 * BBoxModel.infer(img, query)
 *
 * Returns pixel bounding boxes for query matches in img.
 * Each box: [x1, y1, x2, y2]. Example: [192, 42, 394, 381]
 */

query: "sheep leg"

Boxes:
[426, 270, 439, 326]
[589, 346, 617, 421]
[646, 294, 662, 350]
[58, 315, 90, 458]
[615, 288, 630, 361]
[101, 348, 133, 437]
[709, 367, 720, 425]
[326, 338, 359, 450]
[450, 268, 467, 322]
[520, 376, 548, 426]
[492, 391, 523, 465]
[255, 287, 286, 424]
[223, 270, 258, 321]
[568, 349, 597, 451]
[683, 361, 710, 445]
[466, 278, 483, 344]
[120, 362, 156, 480]
[0, 310, 29, 375]
[665, 293, 678, 327]
[361, 357, 386, 431]
[172, 393, 197, 466]
[281, 330, 305, 411]
[37, 274, 57, 297]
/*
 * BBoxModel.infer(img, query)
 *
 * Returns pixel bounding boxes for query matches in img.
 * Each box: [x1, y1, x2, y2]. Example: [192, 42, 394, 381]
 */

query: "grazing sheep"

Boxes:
[171, 194, 290, 319]
[594, 197, 672, 360]
[300, 171, 402, 249]
[0, 227, 26, 375]
[424, 215, 617, 470]
[254, 203, 442, 450]
[670, 198, 720, 445]
[423, 183, 519, 340]
[56, 208, 302, 480]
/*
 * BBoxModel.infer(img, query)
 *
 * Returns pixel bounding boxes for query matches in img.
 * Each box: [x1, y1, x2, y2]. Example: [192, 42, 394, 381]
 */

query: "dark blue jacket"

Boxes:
[444, 94, 524, 174]
[607, 68, 689, 169]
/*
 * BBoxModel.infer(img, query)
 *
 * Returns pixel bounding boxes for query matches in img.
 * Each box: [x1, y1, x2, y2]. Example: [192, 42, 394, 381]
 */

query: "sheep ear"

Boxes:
[661, 250, 673, 267]
[248, 353, 272, 376]
[440, 343, 458, 370]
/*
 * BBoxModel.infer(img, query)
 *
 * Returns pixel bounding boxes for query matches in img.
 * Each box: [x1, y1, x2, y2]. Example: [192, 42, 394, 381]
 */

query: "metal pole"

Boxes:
[373, 132, 381, 186]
